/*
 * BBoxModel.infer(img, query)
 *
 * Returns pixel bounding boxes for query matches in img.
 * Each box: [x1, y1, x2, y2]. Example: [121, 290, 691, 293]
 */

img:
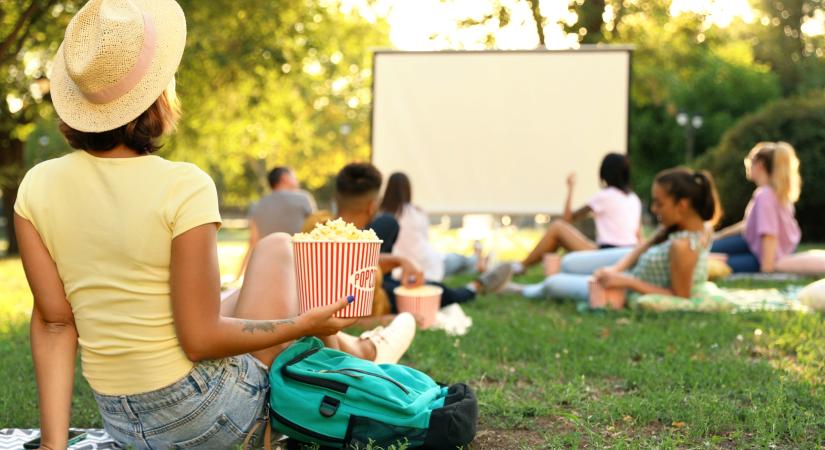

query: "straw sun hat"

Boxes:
[50, 0, 186, 133]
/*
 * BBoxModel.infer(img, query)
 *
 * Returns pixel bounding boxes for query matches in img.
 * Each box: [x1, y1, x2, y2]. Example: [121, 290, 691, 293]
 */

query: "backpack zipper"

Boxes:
[332, 368, 410, 394]
[281, 365, 349, 394]
[281, 347, 349, 394]
[270, 409, 345, 444]
[281, 346, 409, 394]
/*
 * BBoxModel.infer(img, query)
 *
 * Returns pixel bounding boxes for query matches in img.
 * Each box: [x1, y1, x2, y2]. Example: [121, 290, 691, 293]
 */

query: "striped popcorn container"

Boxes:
[393, 285, 443, 329]
[292, 240, 382, 318]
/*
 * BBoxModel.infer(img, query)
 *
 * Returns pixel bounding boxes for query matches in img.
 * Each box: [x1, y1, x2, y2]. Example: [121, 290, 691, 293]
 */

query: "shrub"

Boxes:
[698, 92, 825, 241]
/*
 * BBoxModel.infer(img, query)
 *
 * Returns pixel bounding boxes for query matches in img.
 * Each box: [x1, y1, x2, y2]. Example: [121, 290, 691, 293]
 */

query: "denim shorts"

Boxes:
[93, 354, 270, 449]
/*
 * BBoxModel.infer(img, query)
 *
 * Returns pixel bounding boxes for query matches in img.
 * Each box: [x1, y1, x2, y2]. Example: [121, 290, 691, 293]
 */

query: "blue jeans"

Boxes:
[523, 248, 632, 301]
[711, 235, 760, 273]
[94, 355, 269, 449]
[443, 253, 478, 277]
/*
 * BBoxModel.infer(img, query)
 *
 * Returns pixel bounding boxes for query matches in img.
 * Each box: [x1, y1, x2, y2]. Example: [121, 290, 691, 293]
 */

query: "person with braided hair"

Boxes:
[509, 168, 721, 304]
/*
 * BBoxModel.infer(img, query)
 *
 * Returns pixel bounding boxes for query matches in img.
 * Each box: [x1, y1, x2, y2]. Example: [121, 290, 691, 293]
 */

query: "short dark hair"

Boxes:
[59, 89, 179, 154]
[268, 167, 291, 188]
[335, 163, 382, 210]
[600, 152, 631, 193]
[379, 172, 412, 217]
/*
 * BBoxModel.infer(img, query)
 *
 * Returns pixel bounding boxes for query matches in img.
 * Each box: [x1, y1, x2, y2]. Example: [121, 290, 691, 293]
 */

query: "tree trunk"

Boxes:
[527, 0, 545, 47]
[1, 138, 24, 256]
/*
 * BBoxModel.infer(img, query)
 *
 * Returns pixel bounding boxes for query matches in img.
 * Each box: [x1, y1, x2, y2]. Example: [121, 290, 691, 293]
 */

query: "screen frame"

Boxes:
[369, 46, 634, 215]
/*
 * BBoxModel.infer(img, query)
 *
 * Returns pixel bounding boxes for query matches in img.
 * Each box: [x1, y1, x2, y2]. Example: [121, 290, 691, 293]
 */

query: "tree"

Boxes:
[1, 1, 81, 255]
[2, 0, 389, 254]
[168, 0, 389, 209]
[751, 0, 825, 94]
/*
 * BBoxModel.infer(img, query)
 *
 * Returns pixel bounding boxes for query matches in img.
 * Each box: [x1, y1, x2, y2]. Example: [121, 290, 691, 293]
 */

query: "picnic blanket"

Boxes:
[629, 282, 808, 313]
[0, 429, 293, 449]
[0, 429, 120, 449]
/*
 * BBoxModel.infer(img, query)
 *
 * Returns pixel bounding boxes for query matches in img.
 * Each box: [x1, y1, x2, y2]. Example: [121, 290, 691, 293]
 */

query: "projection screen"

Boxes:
[371, 48, 632, 214]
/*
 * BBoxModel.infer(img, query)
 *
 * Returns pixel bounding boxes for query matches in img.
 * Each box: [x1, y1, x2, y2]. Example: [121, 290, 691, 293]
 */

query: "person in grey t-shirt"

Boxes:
[236, 167, 316, 279]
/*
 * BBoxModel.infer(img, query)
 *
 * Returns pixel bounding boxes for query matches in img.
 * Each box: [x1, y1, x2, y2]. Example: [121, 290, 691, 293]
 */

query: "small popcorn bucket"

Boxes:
[588, 277, 626, 310]
[292, 240, 382, 318]
[543, 253, 562, 276]
[394, 285, 443, 329]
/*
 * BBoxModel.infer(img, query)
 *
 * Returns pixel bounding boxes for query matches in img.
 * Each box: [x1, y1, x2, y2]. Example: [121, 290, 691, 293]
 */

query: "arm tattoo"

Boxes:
[241, 319, 295, 334]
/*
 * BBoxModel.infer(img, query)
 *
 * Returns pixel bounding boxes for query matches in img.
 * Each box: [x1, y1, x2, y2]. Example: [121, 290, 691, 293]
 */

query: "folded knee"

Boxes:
[254, 233, 292, 256]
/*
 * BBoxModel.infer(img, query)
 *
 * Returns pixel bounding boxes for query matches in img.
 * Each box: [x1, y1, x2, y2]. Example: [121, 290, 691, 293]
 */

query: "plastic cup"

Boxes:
[588, 277, 626, 310]
[292, 240, 381, 318]
[393, 285, 443, 329]
[543, 253, 561, 276]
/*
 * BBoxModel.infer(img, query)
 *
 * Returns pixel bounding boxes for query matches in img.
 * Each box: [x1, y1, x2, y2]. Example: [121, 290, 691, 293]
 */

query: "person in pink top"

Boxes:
[712, 142, 802, 272]
[512, 153, 642, 275]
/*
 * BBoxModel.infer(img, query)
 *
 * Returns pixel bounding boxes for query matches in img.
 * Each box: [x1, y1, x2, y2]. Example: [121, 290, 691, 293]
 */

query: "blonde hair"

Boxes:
[747, 141, 801, 205]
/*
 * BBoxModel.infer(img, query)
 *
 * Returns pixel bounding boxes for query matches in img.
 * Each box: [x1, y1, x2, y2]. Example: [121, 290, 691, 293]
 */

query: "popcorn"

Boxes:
[293, 218, 380, 242]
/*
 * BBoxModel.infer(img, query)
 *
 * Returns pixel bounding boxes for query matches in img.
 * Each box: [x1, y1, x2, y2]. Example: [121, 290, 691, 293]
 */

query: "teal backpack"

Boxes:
[268, 337, 477, 449]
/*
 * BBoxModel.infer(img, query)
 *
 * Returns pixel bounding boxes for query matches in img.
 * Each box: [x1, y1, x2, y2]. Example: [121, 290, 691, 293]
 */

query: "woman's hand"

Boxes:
[399, 259, 424, 288]
[593, 266, 618, 282]
[297, 298, 358, 336]
[566, 173, 576, 190]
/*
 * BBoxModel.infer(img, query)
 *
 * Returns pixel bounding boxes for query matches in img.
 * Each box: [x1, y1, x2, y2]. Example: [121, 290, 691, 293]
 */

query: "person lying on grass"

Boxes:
[509, 168, 721, 303]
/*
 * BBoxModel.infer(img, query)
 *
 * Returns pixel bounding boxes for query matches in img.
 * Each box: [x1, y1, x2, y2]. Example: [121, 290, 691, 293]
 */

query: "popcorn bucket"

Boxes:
[394, 285, 443, 329]
[588, 277, 626, 310]
[543, 253, 561, 276]
[292, 241, 382, 318]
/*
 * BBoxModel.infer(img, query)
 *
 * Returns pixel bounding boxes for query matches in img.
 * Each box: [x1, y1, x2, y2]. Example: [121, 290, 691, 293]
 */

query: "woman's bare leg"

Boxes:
[226, 233, 375, 367]
[521, 220, 598, 268]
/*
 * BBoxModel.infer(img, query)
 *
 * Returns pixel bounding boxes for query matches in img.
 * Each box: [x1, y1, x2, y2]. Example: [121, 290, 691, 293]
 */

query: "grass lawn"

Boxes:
[1, 229, 824, 448]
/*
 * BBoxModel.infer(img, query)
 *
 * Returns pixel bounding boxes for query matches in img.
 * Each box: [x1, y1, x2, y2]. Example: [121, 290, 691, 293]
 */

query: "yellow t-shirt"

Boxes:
[15, 150, 221, 395]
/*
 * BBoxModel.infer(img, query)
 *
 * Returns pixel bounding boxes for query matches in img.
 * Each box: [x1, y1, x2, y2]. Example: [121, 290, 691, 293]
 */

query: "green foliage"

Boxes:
[1, 1, 83, 184]
[164, 0, 390, 208]
[699, 92, 825, 240]
[614, 12, 782, 200]
[750, 0, 825, 94]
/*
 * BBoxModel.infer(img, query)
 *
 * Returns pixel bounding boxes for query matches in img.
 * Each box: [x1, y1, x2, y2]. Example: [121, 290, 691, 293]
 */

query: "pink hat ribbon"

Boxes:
[81, 13, 156, 104]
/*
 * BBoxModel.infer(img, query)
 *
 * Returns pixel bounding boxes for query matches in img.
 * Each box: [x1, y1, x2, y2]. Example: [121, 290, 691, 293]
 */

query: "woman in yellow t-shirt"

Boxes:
[15, 1, 414, 449]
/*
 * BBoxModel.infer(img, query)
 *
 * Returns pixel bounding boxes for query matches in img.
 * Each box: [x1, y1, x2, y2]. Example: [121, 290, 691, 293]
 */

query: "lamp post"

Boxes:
[676, 112, 703, 162]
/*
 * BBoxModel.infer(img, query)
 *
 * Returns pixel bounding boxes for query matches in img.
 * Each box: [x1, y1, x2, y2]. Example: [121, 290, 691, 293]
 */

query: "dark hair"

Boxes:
[335, 163, 383, 202]
[600, 152, 631, 193]
[380, 172, 412, 217]
[59, 89, 179, 154]
[268, 167, 291, 188]
[654, 167, 722, 226]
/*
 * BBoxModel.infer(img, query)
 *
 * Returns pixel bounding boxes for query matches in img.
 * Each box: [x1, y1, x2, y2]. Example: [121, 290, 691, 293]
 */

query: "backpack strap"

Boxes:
[240, 408, 274, 450]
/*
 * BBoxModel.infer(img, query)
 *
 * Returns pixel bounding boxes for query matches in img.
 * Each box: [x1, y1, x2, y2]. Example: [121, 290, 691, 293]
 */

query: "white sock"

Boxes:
[466, 282, 477, 293]
[512, 262, 524, 273]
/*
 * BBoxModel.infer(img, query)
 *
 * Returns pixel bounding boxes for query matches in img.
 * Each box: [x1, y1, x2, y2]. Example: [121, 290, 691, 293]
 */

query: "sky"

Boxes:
[340, 0, 823, 50]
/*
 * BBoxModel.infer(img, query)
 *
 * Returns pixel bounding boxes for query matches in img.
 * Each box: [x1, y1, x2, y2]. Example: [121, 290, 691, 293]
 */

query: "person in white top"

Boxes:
[379, 172, 486, 282]
[513, 153, 643, 275]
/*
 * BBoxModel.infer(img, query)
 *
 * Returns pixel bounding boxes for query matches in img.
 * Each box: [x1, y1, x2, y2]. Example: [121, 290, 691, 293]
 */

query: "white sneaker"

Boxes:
[360, 312, 416, 364]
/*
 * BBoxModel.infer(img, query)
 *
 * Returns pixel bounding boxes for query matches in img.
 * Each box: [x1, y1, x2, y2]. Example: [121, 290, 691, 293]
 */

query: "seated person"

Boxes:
[510, 168, 720, 303]
[379, 171, 486, 282]
[712, 142, 801, 273]
[236, 166, 316, 279]
[306, 163, 513, 314]
[513, 153, 642, 274]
